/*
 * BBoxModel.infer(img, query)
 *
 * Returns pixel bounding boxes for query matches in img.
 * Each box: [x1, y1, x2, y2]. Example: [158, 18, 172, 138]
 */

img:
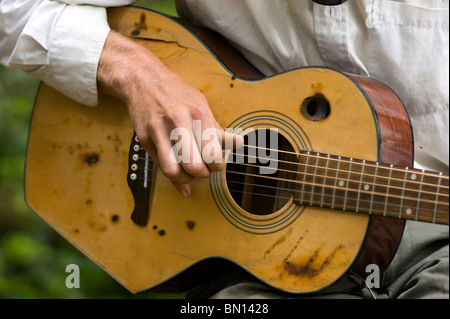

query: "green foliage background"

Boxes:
[0, 0, 180, 299]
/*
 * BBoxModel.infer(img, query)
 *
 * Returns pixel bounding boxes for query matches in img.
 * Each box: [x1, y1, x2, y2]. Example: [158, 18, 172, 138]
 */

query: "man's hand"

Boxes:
[98, 31, 241, 196]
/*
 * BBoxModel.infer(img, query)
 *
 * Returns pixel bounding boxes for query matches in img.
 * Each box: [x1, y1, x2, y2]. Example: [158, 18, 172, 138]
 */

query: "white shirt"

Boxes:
[0, 0, 134, 106]
[0, 0, 448, 172]
[177, 0, 449, 172]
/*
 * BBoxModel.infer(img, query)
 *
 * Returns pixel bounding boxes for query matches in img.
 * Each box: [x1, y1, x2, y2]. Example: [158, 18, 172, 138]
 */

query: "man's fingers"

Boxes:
[171, 182, 191, 198]
[222, 130, 244, 150]
[140, 119, 246, 194]
[196, 124, 245, 173]
[153, 126, 195, 186]
[199, 125, 226, 172]
[172, 120, 211, 178]
[139, 132, 194, 198]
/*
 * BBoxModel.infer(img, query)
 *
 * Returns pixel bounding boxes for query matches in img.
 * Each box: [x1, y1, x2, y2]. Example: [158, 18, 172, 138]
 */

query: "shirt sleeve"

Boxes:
[0, 0, 135, 106]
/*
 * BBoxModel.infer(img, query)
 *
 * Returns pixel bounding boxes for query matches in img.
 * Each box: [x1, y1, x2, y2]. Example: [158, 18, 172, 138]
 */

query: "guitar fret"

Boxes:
[310, 153, 319, 206]
[320, 154, 330, 207]
[383, 165, 394, 216]
[300, 151, 309, 205]
[434, 173, 443, 223]
[398, 168, 408, 219]
[414, 171, 425, 221]
[355, 160, 365, 213]
[343, 158, 353, 211]
[368, 162, 379, 215]
[331, 156, 341, 210]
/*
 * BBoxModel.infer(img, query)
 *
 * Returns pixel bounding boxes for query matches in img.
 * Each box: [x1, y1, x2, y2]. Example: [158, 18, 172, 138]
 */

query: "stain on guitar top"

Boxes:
[111, 214, 119, 223]
[311, 82, 324, 93]
[158, 230, 166, 236]
[62, 142, 103, 167]
[264, 228, 293, 257]
[107, 134, 123, 156]
[132, 13, 147, 36]
[82, 153, 100, 166]
[152, 225, 166, 236]
[283, 244, 345, 278]
[186, 220, 196, 230]
[88, 220, 107, 232]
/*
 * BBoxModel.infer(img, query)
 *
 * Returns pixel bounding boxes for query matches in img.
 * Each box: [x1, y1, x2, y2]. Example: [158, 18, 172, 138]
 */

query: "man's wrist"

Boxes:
[97, 30, 168, 102]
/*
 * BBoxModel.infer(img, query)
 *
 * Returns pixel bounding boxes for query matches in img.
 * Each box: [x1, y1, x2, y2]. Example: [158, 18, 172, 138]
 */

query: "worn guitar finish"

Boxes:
[25, 7, 448, 294]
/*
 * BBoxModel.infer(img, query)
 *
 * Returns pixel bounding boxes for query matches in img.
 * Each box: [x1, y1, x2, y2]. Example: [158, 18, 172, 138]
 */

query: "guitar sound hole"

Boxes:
[301, 93, 330, 121]
[226, 130, 299, 215]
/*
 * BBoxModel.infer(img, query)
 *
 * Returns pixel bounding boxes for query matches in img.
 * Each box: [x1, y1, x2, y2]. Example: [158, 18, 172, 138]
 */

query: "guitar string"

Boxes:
[135, 144, 449, 192]
[227, 171, 447, 219]
[228, 145, 449, 191]
[220, 183, 449, 224]
[134, 142, 449, 183]
[134, 166, 449, 217]
[223, 155, 448, 199]
[132, 172, 448, 224]
[135, 151, 449, 199]
[133, 160, 449, 206]
[241, 143, 449, 181]
[224, 168, 448, 207]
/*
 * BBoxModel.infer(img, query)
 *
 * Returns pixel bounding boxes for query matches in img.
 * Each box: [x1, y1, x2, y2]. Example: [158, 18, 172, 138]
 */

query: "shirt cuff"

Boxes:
[48, 4, 110, 106]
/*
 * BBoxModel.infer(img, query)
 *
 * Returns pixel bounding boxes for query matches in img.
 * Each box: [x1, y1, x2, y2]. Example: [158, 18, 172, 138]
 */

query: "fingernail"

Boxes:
[180, 190, 188, 197]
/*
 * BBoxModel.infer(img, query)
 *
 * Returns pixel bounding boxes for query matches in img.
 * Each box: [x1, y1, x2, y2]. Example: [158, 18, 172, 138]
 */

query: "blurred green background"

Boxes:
[0, 0, 181, 299]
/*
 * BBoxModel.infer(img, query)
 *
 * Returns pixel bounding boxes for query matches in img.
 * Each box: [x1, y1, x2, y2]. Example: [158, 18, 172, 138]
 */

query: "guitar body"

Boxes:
[25, 7, 412, 294]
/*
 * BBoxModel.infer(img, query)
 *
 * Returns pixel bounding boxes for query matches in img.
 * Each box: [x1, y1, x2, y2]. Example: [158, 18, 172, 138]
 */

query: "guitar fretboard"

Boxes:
[293, 151, 449, 225]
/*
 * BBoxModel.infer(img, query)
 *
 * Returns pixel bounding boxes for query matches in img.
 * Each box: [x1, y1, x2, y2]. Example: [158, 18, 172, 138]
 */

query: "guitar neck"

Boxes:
[293, 151, 449, 225]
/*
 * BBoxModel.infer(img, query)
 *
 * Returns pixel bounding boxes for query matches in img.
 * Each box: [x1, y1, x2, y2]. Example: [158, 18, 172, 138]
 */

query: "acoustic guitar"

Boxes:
[25, 7, 449, 294]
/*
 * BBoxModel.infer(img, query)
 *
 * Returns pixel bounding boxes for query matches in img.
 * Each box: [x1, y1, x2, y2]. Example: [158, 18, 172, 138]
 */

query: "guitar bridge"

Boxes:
[127, 133, 155, 226]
